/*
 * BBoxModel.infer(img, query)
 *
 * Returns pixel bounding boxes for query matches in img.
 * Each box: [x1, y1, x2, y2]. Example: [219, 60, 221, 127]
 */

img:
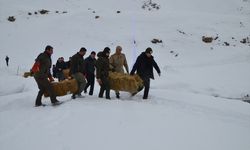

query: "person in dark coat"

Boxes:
[84, 51, 96, 95]
[96, 47, 111, 99]
[52, 64, 57, 78]
[5, 56, 9, 67]
[130, 47, 161, 99]
[65, 57, 72, 69]
[55, 57, 67, 81]
[69, 48, 87, 99]
[33, 45, 61, 106]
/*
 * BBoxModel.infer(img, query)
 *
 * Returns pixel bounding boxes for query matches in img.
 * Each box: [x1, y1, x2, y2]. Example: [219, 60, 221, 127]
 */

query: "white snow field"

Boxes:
[0, 0, 250, 150]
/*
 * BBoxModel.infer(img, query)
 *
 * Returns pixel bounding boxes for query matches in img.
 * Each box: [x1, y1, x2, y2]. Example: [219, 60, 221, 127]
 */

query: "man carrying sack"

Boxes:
[109, 46, 129, 99]
[33, 45, 62, 106]
[69, 47, 87, 99]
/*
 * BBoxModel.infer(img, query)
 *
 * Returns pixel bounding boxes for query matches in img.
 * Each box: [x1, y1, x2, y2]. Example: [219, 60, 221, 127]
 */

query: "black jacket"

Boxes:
[69, 52, 85, 75]
[85, 55, 96, 75]
[96, 52, 109, 79]
[34, 52, 52, 79]
[130, 52, 161, 79]
[56, 61, 67, 73]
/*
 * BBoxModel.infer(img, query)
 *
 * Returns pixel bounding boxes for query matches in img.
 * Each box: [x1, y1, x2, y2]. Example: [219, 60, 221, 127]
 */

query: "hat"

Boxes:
[103, 47, 110, 54]
[145, 47, 153, 54]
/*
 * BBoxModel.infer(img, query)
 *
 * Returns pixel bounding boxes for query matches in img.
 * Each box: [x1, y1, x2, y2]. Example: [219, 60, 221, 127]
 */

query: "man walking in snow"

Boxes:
[96, 47, 111, 99]
[109, 46, 129, 99]
[130, 47, 161, 99]
[84, 51, 96, 96]
[5, 56, 9, 67]
[33, 45, 61, 106]
[69, 48, 87, 99]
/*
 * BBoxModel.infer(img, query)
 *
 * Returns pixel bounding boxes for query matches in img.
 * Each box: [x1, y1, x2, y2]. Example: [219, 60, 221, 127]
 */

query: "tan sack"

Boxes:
[63, 69, 70, 79]
[109, 72, 143, 93]
[23, 72, 33, 78]
[44, 79, 78, 97]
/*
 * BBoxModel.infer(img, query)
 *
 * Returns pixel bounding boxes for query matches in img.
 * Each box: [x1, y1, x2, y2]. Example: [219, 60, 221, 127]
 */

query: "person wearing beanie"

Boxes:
[130, 47, 161, 99]
[109, 46, 129, 99]
[33, 45, 62, 106]
[84, 51, 97, 95]
[69, 47, 87, 99]
[95, 47, 111, 99]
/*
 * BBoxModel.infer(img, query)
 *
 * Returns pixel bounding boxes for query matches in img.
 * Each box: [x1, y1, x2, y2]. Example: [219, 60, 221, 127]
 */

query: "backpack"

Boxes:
[31, 61, 40, 73]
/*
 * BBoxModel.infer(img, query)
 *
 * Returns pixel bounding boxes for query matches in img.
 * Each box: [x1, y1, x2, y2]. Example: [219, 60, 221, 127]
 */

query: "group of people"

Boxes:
[33, 45, 161, 107]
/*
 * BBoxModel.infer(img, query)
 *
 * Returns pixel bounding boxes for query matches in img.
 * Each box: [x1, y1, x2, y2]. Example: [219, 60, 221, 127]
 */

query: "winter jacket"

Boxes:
[56, 61, 67, 73]
[85, 55, 96, 76]
[69, 52, 85, 75]
[33, 52, 52, 79]
[109, 53, 129, 73]
[96, 52, 110, 79]
[130, 52, 161, 79]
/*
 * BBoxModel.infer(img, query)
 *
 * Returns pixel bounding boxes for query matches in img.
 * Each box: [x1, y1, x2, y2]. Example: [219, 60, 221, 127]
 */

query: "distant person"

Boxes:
[130, 47, 161, 99]
[109, 46, 129, 99]
[84, 51, 96, 96]
[33, 45, 61, 106]
[96, 47, 111, 99]
[5, 56, 9, 67]
[69, 48, 87, 99]
[56, 57, 67, 81]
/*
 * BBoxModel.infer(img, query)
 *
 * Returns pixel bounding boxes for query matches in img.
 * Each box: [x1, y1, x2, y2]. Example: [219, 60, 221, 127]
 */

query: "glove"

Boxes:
[97, 79, 102, 85]
[49, 76, 55, 82]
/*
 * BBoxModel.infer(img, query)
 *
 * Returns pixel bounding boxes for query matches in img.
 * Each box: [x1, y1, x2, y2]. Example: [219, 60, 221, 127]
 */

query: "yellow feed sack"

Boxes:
[62, 70, 143, 93]
[109, 72, 143, 93]
[63, 69, 70, 79]
[23, 72, 33, 78]
[44, 79, 78, 97]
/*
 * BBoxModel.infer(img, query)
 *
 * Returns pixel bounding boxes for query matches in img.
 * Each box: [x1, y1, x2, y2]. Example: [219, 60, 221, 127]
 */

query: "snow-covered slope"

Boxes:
[0, 0, 250, 150]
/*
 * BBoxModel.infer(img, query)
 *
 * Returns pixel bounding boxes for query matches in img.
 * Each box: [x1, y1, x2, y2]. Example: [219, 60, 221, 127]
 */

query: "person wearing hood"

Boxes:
[95, 47, 111, 99]
[130, 47, 161, 99]
[55, 57, 67, 81]
[33, 45, 61, 106]
[69, 47, 87, 99]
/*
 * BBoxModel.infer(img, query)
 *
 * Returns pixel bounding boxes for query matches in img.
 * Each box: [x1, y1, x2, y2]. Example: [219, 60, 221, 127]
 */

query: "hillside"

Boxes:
[0, 0, 250, 150]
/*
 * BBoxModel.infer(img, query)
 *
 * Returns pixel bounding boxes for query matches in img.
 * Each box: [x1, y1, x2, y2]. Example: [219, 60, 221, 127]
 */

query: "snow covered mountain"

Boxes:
[0, 0, 250, 150]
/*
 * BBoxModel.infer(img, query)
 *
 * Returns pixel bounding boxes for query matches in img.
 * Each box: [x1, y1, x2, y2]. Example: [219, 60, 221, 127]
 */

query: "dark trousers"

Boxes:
[84, 74, 95, 95]
[34, 77, 57, 105]
[141, 76, 150, 99]
[98, 77, 110, 99]
[56, 72, 65, 81]
[72, 73, 86, 95]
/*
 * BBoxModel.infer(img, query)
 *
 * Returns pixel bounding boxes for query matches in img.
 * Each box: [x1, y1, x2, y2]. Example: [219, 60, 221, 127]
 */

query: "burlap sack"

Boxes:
[109, 72, 143, 93]
[63, 69, 70, 79]
[23, 72, 33, 78]
[44, 79, 78, 97]
[62, 69, 144, 94]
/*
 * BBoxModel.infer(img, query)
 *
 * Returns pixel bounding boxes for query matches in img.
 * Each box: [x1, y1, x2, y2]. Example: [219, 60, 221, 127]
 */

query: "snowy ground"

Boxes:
[0, 0, 250, 150]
